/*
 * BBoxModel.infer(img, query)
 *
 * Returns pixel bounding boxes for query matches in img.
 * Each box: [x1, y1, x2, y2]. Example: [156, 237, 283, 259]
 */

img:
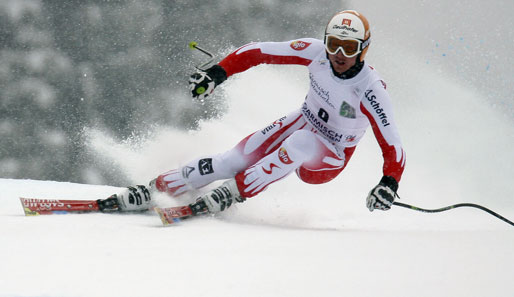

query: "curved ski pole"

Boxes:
[393, 201, 514, 227]
[189, 41, 214, 71]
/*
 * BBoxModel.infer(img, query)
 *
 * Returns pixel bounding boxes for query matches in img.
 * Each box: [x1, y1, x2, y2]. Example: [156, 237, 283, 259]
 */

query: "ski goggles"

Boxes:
[324, 35, 369, 58]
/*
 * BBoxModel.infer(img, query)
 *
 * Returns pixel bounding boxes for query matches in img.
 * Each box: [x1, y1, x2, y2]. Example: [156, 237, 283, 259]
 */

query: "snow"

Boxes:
[1, 2, 514, 297]
[0, 178, 512, 297]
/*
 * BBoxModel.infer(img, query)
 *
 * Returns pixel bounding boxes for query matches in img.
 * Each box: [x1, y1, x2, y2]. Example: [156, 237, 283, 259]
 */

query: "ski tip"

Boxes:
[23, 207, 40, 216]
[19, 198, 40, 216]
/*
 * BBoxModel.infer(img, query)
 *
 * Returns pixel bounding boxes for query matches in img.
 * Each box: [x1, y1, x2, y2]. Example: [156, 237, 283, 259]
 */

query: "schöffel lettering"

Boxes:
[364, 89, 390, 127]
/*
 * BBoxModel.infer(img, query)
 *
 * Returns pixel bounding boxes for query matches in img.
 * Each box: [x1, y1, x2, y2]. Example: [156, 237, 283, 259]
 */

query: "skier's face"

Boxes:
[327, 51, 358, 74]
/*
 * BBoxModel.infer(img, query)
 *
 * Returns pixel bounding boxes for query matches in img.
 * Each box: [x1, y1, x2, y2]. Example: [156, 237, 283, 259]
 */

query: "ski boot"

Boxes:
[97, 185, 153, 212]
[189, 179, 245, 215]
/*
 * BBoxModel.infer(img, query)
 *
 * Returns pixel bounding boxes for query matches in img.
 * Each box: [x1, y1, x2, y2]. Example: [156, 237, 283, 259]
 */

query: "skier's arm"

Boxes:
[218, 39, 322, 77]
[190, 39, 322, 99]
[360, 81, 405, 212]
[360, 80, 406, 184]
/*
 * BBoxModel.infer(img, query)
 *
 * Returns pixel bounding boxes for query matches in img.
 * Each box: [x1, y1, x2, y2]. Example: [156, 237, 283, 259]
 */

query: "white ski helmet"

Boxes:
[324, 10, 371, 62]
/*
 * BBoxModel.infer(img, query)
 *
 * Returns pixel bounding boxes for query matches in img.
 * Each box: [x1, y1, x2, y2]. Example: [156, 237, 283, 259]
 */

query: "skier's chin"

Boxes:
[332, 61, 352, 74]
[328, 53, 356, 74]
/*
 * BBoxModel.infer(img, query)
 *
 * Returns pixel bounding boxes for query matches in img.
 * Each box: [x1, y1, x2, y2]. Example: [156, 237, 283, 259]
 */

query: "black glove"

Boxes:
[189, 64, 227, 99]
[366, 176, 398, 212]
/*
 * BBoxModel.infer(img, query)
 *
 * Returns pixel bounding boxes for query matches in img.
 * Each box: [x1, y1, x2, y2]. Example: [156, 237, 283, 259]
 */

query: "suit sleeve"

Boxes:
[218, 38, 324, 77]
[360, 80, 406, 182]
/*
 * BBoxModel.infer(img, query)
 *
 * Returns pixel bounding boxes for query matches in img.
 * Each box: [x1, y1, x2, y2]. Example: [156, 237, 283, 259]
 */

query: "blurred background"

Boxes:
[0, 0, 343, 184]
[0, 0, 513, 196]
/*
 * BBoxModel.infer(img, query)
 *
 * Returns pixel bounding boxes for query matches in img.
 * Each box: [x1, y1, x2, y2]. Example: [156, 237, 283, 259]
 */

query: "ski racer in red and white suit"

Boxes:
[125, 10, 405, 215]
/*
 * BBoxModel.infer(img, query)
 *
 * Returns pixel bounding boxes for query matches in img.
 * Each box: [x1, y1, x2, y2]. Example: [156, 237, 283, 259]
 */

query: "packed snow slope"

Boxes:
[1, 1, 514, 297]
[1, 178, 513, 297]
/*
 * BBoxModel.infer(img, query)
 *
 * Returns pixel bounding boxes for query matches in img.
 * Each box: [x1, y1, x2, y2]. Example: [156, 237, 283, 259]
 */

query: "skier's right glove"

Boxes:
[189, 64, 227, 100]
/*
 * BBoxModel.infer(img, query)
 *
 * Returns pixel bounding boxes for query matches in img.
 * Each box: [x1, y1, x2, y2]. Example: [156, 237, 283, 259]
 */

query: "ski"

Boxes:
[20, 196, 119, 216]
[154, 205, 194, 226]
[154, 199, 209, 226]
[20, 197, 100, 215]
[20, 196, 209, 226]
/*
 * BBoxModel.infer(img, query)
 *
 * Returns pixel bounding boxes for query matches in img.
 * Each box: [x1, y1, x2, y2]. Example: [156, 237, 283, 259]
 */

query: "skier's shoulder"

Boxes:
[360, 63, 387, 90]
[360, 62, 381, 78]
[345, 63, 389, 100]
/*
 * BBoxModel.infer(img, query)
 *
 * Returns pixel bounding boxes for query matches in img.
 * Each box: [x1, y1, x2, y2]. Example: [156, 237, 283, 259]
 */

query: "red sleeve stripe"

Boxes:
[360, 103, 405, 182]
[219, 48, 312, 77]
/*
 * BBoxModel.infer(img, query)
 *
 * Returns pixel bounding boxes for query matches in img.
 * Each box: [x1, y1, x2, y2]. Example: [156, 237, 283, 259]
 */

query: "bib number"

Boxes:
[318, 108, 329, 123]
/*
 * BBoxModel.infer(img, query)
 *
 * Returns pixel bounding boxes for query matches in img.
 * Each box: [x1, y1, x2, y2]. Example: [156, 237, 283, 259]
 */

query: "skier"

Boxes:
[112, 10, 406, 216]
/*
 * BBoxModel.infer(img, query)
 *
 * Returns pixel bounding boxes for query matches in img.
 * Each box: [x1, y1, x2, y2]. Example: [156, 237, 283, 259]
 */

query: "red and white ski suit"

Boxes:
[155, 38, 406, 198]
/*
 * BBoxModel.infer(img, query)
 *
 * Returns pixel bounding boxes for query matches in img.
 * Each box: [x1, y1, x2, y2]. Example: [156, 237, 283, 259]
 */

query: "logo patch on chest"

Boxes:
[339, 101, 356, 118]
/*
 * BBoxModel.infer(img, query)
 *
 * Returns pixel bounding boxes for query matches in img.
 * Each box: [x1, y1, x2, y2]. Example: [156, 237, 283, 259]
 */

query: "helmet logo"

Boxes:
[342, 18, 352, 26]
[331, 24, 358, 33]
[290, 40, 312, 51]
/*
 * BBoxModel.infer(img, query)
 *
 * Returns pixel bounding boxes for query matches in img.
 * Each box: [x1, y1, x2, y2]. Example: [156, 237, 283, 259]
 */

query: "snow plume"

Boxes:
[83, 66, 338, 225]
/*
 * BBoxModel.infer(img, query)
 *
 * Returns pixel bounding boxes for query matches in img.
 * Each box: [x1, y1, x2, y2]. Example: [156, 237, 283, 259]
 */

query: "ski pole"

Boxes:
[393, 201, 514, 227]
[189, 41, 214, 71]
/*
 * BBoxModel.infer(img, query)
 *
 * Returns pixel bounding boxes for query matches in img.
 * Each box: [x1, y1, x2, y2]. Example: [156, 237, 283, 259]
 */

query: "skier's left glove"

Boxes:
[189, 64, 227, 100]
[366, 176, 398, 212]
